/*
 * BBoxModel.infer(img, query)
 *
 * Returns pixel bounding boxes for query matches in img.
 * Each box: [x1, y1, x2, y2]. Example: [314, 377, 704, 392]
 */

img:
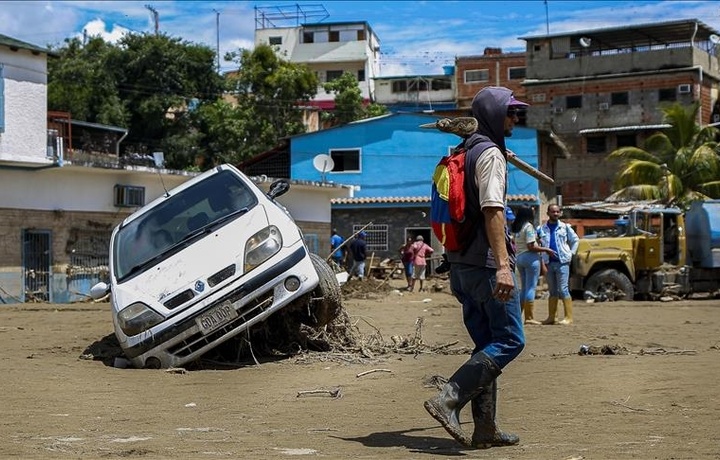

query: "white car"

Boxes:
[91, 164, 340, 369]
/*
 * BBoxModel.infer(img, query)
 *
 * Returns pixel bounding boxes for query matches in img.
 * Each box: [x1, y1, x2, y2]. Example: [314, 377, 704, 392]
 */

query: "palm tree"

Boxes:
[606, 102, 720, 209]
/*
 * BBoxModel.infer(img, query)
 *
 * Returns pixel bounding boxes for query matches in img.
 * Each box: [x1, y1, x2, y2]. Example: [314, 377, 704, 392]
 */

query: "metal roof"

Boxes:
[520, 19, 720, 54]
[0, 33, 53, 55]
[566, 200, 682, 215]
[579, 124, 671, 134]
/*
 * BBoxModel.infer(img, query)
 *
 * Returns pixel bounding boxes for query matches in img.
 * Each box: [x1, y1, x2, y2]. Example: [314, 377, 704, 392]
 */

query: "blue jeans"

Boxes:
[450, 264, 525, 369]
[516, 252, 541, 304]
[546, 261, 571, 298]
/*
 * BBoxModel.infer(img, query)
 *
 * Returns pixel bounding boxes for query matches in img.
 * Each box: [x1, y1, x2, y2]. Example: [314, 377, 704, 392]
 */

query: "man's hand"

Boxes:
[493, 266, 515, 302]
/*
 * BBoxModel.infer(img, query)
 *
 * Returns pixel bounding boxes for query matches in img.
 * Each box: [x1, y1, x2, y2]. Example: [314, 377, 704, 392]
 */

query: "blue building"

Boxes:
[241, 112, 540, 265]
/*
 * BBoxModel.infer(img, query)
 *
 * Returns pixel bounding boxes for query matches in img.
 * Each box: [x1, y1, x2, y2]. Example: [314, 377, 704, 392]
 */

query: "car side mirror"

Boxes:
[267, 179, 290, 199]
[90, 282, 110, 300]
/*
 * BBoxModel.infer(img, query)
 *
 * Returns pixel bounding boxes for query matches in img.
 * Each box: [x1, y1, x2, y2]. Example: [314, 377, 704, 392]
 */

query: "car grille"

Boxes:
[164, 289, 195, 310]
[208, 264, 236, 287]
[167, 290, 274, 358]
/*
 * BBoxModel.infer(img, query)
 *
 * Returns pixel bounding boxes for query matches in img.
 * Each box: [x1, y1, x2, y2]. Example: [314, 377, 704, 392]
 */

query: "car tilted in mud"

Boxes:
[90, 164, 341, 369]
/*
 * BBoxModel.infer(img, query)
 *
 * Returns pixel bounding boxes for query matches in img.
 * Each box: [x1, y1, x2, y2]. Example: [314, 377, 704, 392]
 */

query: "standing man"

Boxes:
[537, 204, 579, 325]
[424, 87, 526, 448]
[348, 231, 367, 281]
[330, 228, 345, 268]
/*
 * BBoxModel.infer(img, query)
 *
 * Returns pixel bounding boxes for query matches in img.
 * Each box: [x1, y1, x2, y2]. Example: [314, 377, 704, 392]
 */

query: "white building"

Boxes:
[0, 33, 348, 303]
[255, 8, 381, 110]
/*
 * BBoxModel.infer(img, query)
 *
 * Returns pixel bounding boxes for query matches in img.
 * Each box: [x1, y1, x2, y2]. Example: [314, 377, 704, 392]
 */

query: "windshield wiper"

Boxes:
[210, 207, 250, 228]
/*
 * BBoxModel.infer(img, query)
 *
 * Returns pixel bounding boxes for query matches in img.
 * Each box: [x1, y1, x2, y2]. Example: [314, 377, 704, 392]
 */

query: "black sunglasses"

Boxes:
[507, 108, 522, 117]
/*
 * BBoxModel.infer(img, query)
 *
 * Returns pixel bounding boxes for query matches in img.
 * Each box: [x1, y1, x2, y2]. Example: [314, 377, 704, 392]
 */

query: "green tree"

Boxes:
[48, 37, 128, 126]
[223, 44, 318, 163]
[107, 33, 224, 167]
[323, 71, 388, 125]
[607, 102, 720, 208]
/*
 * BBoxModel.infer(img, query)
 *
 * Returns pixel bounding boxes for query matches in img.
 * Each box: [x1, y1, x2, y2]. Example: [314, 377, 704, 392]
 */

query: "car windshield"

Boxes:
[113, 170, 258, 280]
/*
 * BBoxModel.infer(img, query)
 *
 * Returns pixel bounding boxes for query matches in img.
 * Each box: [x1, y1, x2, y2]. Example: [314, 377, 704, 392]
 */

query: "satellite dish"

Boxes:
[579, 37, 592, 48]
[312, 154, 335, 182]
[710, 34, 720, 45]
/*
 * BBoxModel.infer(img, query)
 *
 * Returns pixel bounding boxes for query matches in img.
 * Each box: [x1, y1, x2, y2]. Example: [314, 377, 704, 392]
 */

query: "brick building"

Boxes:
[519, 19, 720, 205]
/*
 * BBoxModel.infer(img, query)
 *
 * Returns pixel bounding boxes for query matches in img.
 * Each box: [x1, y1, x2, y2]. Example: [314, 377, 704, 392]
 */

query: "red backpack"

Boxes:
[430, 142, 493, 252]
[430, 147, 473, 252]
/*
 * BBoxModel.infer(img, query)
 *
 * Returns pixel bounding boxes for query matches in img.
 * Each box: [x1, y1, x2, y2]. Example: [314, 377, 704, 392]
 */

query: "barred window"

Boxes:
[352, 224, 388, 252]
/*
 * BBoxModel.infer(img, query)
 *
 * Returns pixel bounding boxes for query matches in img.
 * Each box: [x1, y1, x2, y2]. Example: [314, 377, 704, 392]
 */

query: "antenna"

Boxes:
[579, 37, 592, 48]
[710, 34, 720, 45]
[152, 152, 169, 197]
[312, 154, 335, 182]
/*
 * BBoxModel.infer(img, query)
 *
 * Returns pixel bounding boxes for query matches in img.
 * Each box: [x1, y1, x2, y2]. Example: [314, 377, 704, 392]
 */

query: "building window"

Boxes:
[268, 36, 282, 46]
[586, 136, 607, 154]
[114, 184, 145, 207]
[432, 78, 452, 90]
[326, 70, 344, 82]
[357, 29, 366, 41]
[329, 148, 361, 172]
[508, 67, 526, 80]
[464, 69, 489, 83]
[408, 79, 428, 92]
[611, 92, 629, 105]
[329, 31, 339, 42]
[391, 80, 407, 93]
[566, 95, 582, 109]
[357, 69, 365, 82]
[303, 31, 314, 43]
[616, 134, 636, 148]
[353, 223, 388, 252]
[659, 88, 676, 102]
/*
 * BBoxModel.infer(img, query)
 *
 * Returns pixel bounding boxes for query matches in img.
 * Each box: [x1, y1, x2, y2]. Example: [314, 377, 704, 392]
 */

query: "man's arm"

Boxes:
[483, 206, 515, 300]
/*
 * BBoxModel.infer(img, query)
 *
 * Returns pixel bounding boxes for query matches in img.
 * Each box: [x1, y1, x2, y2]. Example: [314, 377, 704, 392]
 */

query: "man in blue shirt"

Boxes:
[348, 231, 367, 280]
[330, 229, 345, 267]
[538, 204, 579, 325]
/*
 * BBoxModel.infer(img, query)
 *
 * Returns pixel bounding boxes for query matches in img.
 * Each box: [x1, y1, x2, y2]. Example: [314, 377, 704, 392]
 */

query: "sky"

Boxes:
[2, 1, 720, 76]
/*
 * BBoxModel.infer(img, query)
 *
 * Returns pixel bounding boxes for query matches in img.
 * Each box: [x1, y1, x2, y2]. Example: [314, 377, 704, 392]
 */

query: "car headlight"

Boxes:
[117, 302, 164, 336]
[244, 225, 282, 272]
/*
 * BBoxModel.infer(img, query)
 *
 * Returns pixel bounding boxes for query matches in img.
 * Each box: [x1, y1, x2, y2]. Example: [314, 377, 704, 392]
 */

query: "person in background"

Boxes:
[330, 228, 345, 268]
[537, 204, 579, 325]
[423, 86, 526, 449]
[511, 205, 556, 326]
[505, 206, 517, 252]
[409, 235, 434, 292]
[347, 231, 367, 281]
[399, 236, 415, 290]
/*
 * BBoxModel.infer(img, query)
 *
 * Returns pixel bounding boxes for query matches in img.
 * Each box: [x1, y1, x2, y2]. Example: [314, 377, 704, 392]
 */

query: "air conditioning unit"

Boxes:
[552, 107, 564, 114]
[599, 102, 609, 111]
[678, 84, 692, 94]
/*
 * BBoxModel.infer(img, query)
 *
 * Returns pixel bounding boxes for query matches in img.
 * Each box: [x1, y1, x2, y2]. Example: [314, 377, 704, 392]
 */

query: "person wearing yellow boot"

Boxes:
[538, 204, 579, 325]
[511, 205, 556, 325]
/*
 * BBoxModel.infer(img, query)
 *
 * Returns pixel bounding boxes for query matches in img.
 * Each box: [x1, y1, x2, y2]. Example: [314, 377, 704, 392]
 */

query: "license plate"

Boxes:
[196, 301, 238, 335]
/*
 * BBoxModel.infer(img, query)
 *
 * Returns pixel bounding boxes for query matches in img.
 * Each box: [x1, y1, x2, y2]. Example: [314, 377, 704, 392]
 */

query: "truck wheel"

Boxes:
[585, 269, 635, 301]
[308, 252, 343, 327]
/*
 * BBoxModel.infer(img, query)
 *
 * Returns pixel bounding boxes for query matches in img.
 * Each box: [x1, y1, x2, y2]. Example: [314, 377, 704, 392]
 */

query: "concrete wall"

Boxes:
[0, 47, 48, 163]
[456, 52, 527, 110]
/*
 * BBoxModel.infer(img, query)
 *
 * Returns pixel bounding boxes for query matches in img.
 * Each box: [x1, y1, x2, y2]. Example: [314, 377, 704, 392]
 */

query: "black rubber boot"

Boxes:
[470, 380, 520, 448]
[423, 351, 501, 447]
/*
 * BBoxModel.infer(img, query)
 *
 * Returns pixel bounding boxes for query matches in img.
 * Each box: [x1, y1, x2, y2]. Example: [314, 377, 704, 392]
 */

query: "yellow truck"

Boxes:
[569, 200, 720, 301]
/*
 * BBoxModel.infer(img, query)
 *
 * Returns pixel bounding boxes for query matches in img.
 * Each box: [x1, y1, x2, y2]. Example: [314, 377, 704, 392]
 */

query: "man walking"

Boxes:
[330, 228, 345, 268]
[347, 231, 367, 281]
[538, 204, 579, 325]
[423, 87, 526, 448]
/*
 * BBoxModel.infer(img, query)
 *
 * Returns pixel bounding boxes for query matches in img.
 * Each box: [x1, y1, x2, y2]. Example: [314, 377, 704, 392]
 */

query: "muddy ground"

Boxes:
[1, 277, 719, 459]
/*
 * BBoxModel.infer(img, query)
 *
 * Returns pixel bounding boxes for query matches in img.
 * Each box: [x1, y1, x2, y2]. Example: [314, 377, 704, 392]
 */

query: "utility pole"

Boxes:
[213, 9, 221, 72]
[145, 4, 159, 35]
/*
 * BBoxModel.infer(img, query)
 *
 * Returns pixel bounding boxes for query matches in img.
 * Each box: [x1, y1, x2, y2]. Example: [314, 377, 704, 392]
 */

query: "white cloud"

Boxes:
[81, 19, 130, 43]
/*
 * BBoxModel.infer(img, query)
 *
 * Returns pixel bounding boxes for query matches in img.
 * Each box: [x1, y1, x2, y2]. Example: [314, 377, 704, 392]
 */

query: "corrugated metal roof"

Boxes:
[566, 200, 681, 214]
[331, 194, 537, 205]
[579, 124, 671, 134]
[520, 19, 719, 52]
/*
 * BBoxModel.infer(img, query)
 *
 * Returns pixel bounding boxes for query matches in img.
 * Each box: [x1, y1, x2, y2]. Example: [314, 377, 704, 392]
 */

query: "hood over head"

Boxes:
[471, 86, 527, 152]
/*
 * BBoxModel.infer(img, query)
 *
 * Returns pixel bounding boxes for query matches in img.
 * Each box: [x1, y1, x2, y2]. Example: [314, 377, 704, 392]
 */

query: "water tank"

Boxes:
[442, 65, 455, 76]
[685, 200, 720, 268]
